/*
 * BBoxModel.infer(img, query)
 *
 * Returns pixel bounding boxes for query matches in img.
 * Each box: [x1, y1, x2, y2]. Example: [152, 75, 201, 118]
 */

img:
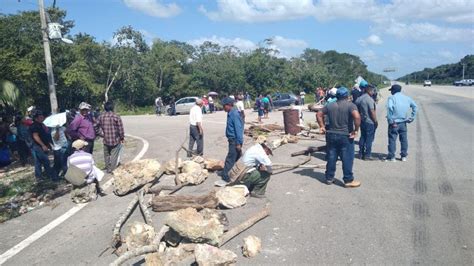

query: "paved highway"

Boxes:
[0, 85, 472, 265]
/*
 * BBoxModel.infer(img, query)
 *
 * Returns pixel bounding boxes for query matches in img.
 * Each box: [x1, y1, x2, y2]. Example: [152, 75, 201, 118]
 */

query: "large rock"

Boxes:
[242, 235, 262, 258]
[216, 185, 249, 209]
[113, 159, 161, 196]
[164, 208, 224, 245]
[163, 158, 183, 175]
[176, 161, 208, 185]
[194, 244, 237, 266]
[125, 221, 156, 250]
[204, 159, 224, 171]
[192, 156, 205, 164]
[70, 183, 97, 203]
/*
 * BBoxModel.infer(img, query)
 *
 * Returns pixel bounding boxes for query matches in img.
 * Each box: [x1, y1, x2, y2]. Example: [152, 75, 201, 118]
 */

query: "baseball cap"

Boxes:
[329, 88, 338, 96]
[359, 80, 369, 88]
[336, 87, 349, 98]
[78, 102, 91, 110]
[221, 97, 235, 106]
[389, 84, 402, 92]
[72, 139, 88, 150]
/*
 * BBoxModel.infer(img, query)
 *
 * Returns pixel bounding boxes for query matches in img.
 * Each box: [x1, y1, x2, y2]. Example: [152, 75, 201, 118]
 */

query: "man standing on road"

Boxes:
[222, 97, 244, 182]
[188, 99, 204, 157]
[67, 102, 96, 154]
[155, 97, 164, 116]
[235, 95, 245, 123]
[300, 91, 306, 105]
[385, 84, 417, 162]
[30, 110, 58, 181]
[317, 87, 361, 188]
[355, 86, 378, 160]
[97, 101, 125, 173]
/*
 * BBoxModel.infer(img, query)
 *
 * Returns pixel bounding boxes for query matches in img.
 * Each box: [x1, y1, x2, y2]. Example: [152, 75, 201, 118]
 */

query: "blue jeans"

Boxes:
[32, 145, 57, 180]
[325, 133, 355, 183]
[359, 122, 376, 157]
[53, 147, 68, 176]
[223, 139, 242, 181]
[388, 122, 408, 158]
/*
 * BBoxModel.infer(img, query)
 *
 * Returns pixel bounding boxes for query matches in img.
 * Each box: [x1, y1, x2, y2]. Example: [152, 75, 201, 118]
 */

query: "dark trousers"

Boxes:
[104, 143, 122, 172]
[83, 140, 94, 154]
[209, 104, 215, 113]
[32, 145, 57, 180]
[53, 147, 68, 176]
[17, 140, 29, 166]
[359, 122, 376, 157]
[325, 133, 355, 183]
[388, 122, 408, 158]
[223, 139, 242, 181]
[188, 125, 203, 157]
[240, 170, 271, 195]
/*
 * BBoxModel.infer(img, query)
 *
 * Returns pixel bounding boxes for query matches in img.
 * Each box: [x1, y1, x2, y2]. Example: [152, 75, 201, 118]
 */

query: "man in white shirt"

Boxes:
[300, 91, 306, 105]
[188, 99, 204, 157]
[235, 95, 245, 123]
[51, 125, 68, 177]
[239, 140, 273, 198]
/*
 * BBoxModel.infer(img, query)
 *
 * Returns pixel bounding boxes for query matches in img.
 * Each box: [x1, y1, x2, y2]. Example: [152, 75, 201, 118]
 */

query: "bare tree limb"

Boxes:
[138, 189, 152, 225]
[272, 155, 311, 175]
[218, 204, 271, 247]
[111, 195, 139, 248]
[105, 64, 121, 102]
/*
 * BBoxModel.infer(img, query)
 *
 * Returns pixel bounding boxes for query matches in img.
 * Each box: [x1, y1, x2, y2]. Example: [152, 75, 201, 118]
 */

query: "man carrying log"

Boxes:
[222, 97, 243, 182]
[188, 99, 204, 157]
[316, 87, 361, 188]
[238, 137, 273, 198]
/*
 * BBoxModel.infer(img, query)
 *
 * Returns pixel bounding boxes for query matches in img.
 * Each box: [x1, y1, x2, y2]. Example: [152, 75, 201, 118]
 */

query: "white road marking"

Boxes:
[0, 134, 149, 265]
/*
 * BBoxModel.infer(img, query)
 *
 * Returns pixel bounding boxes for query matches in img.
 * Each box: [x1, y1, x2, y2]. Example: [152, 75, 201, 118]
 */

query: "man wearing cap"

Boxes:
[385, 84, 417, 162]
[68, 139, 105, 196]
[222, 97, 244, 182]
[355, 86, 378, 160]
[97, 101, 125, 173]
[188, 98, 204, 157]
[352, 82, 363, 103]
[30, 110, 58, 181]
[67, 102, 96, 154]
[238, 137, 273, 198]
[317, 87, 361, 188]
[325, 87, 338, 105]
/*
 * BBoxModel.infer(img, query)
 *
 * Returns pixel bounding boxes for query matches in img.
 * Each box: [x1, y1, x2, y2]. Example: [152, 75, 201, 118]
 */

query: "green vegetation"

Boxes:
[398, 55, 474, 84]
[1, 8, 387, 113]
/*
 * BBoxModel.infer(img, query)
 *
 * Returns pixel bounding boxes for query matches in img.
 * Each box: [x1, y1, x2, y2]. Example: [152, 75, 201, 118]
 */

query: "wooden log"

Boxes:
[111, 195, 139, 248]
[272, 163, 326, 169]
[218, 205, 271, 247]
[110, 225, 170, 266]
[151, 191, 219, 212]
[291, 146, 326, 157]
[138, 189, 152, 225]
[273, 155, 311, 175]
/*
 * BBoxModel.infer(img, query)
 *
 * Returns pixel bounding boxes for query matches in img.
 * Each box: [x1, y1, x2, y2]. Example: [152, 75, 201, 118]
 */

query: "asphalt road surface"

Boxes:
[0, 85, 472, 265]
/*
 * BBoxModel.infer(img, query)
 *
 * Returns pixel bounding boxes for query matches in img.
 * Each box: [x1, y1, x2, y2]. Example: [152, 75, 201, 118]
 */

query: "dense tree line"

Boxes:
[398, 55, 474, 84]
[1, 8, 386, 113]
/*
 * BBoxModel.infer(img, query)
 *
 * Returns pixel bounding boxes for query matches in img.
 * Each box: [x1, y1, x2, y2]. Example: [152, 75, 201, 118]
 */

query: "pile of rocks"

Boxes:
[162, 156, 224, 186]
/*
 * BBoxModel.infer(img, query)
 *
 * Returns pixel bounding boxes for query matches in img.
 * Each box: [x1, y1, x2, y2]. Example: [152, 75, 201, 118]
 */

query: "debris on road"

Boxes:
[216, 185, 249, 209]
[113, 159, 162, 196]
[151, 191, 219, 212]
[194, 243, 237, 265]
[242, 235, 262, 258]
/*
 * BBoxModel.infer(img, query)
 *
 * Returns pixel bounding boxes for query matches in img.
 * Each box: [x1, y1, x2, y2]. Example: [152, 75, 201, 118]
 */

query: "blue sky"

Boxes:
[2, 0, 473, 79]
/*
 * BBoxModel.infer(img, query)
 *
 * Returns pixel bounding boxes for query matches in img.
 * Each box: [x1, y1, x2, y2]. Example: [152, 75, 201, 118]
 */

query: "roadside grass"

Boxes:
[116, 105, 155, 116]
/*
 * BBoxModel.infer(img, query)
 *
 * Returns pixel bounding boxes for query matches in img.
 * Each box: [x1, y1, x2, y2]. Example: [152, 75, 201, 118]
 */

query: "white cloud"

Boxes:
[187, 35, 308, 58]
[438, 50, 454, 59]
[124, 0, 181, 18]
[358, 34, 383, 46]
[199, 0, 474, 43]
[360, 50, 377, 62]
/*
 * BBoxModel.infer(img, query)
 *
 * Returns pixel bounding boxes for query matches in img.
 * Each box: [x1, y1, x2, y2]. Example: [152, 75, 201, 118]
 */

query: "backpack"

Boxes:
[228, 160, 252, 185]
[64, 163, 89, 187]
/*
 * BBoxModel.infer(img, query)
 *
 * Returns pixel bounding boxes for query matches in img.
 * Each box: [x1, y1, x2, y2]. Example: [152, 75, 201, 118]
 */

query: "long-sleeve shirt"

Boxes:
[67, 114, 96, 141]
[97, 111, 125, 146]
[386, 92, 418, 124]
[226, 109, 243, 144]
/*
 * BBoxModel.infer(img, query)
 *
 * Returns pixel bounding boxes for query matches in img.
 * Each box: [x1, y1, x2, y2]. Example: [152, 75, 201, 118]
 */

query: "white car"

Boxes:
[423, 80, 432, 87]
[166, 96, 198, 115]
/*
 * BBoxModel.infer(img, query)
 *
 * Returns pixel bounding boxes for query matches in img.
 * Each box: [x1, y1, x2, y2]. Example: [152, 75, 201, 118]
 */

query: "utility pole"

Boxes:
[39, 0, 59, 114]
[462, 63, 466, 80]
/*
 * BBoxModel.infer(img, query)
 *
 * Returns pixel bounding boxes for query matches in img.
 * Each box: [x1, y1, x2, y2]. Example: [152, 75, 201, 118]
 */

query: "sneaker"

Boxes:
[326, 179, 335, 185]
[401, 157, 407, 162]
[344, 180, 361, 188]
[383, 157, 396, 162]
[214, 180, 229, 187]
[364, 156, 378, 161]
[250, 192, 266, 198]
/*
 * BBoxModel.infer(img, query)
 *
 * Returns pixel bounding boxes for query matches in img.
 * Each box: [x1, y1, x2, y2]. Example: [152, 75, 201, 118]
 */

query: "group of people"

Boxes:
[0, 101, 125, 196]
[317, 82, 417, 187]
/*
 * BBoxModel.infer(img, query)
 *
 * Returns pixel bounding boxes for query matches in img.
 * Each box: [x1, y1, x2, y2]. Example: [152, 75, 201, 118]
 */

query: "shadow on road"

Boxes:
[294, 168, 345, 187]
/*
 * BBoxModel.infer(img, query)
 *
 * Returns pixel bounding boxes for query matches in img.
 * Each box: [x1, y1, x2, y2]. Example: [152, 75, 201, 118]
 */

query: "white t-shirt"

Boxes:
[189, 105, 203, 126]
[51, 126, 68, 151]
[242, 144, 272, 172]
[235, 100, 245, 112]
[300, 91, 306, 98]
[208, 96, 214, 104]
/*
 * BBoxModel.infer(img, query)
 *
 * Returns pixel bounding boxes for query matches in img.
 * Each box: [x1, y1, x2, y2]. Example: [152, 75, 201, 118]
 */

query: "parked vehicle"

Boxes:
[423, 80, 432, 87]
[272, 93, 298, 107]
[453, 79, 473, 86]
[166, 96, 198, 115]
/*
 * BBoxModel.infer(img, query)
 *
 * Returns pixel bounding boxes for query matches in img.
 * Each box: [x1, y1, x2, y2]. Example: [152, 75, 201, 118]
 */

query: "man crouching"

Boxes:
[227, 137, 273, 198]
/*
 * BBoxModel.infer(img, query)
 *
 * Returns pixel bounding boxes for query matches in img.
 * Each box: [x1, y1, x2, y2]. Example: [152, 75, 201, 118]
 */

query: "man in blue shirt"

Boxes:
[222, 97, 244, 182]
[385, 84, 418, 162]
